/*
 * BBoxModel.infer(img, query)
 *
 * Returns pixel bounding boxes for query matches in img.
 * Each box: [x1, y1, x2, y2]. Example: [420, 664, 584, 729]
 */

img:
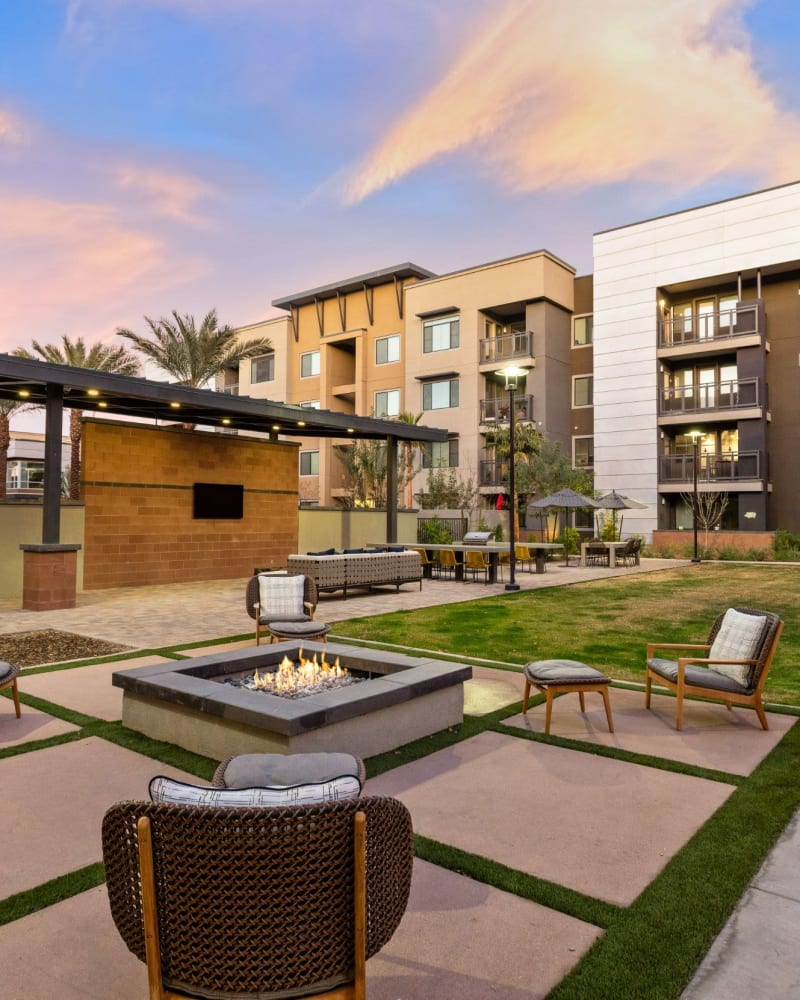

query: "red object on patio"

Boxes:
[496, 494, 505, 510]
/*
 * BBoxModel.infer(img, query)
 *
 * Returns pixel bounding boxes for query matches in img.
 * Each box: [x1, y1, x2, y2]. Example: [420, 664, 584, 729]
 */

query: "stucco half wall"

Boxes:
[81, 420, 299, 589]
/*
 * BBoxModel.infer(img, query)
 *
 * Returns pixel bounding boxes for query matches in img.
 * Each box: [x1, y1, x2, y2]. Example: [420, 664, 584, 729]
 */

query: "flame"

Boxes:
[250, 649, 348, 693]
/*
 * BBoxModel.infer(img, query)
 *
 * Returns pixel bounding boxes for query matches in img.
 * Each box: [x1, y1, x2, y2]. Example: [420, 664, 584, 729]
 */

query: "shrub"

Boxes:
[559, 526, 580, 555]
[421, 517, 452, 544]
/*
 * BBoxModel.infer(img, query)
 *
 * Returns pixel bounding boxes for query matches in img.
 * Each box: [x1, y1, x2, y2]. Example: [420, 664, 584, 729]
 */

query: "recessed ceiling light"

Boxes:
[98, 401, 108, 409]
[222, 418, 231, 425]
[272, 424, 280, 431]
[297, 420, 306, 427]
[347, 428, 355, 433]
[170, 402, 180, 409]
[87, 389, 99, 397]
[18, 389, 30, 398]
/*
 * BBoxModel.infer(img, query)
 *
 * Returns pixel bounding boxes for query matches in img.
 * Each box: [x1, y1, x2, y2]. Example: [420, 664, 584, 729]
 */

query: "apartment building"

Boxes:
[592, 180, 800, 538]
[232, 180, 800, 537]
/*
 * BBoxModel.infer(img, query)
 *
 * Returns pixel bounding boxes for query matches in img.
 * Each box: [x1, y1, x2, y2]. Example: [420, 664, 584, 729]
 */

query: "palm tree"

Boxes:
[396, 411, 424, 509]
[14, 337, 140, 499]
[116, 309, 272, 389]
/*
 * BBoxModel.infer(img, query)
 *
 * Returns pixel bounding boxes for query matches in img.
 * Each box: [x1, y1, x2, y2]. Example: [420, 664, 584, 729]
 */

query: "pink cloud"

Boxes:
[343, 0, 800, 202]
[112, 164, 219, 225]
[0, 107, 31, 146]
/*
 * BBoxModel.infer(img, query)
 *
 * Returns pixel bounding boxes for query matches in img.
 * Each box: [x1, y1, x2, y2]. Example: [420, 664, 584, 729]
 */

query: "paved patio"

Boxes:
[1, 561, 799, 999]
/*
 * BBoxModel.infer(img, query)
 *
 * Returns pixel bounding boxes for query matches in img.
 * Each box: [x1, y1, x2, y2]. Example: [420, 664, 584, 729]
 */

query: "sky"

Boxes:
[2, 0, 800, 360]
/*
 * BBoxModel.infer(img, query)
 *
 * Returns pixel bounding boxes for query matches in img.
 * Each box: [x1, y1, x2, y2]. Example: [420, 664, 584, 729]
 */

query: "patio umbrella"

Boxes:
[526, 488, 600, 565]
[596, 491, 648, 540]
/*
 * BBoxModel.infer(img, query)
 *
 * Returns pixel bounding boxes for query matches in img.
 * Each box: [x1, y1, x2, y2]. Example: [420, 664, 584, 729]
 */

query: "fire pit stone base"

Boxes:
[114, 641, 471, 761]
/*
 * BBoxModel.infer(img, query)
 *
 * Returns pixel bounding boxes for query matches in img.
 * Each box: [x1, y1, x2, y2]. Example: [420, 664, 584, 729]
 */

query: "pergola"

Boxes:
[0, 353, 448, 546]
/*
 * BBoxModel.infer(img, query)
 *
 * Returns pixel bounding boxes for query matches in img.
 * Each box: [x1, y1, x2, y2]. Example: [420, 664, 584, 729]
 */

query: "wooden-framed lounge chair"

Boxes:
[645, 607, 783, 730]
[102, 796, 413, 1000]
[245, 572, 319, 645]
[0, 661, 21, 718]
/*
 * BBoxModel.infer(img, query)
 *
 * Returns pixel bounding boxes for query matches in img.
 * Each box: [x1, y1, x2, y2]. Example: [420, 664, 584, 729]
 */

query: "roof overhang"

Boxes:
[272, 263, 435, 310]
[0, 355, 448, 443]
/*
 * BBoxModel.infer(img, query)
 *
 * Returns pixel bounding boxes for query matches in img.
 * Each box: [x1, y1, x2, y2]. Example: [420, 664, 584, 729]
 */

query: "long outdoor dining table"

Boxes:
[414, 542, 565, 582]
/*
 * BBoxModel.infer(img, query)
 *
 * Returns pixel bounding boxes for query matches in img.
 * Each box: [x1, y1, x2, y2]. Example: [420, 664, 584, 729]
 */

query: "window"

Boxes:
[376, 335, 400, 365]
[422, 438, 459, 469]
[299, 451, 319, 476]
[423, 315, 459, 353]
[573, 315, 593, 347]
[573, 375, 593, 407]
[300, 351, 320, 377]
[374, 389, 400, 418]
[423, 379, 459, 410]
[250, 354, 275, 383]
[573, 437, 594, 469]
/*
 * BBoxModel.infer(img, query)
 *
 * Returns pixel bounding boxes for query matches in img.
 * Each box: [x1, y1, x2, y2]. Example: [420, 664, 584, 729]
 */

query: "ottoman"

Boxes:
[267, 620, 331, 643]
[522, 658, 614, 735]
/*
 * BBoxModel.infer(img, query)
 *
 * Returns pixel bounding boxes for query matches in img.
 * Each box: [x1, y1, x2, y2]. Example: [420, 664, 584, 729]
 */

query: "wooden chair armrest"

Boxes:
[647, 642, 710, 657]
[304, 600, 315, 620]
[678, 656, 756, 667]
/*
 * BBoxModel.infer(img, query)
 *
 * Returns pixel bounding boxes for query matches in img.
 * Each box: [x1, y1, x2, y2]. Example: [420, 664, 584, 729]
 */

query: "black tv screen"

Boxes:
[192, 482, 244, 520]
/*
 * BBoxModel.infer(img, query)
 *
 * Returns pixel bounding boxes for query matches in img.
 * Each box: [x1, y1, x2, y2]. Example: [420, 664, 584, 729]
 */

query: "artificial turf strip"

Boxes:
[19, 648, 162, 675]
[0, 863, 106, 927]
[414, 834, 621, 931]
[91, 721, 219, 782]
[545, 720, 800, 1000]
[492, 717, 743, 787]
[12, 690, 100, 728]
[0, 729, 86, 761]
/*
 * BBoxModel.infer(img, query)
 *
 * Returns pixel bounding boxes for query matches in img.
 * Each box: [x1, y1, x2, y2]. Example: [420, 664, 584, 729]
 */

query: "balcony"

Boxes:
[659, 451, 763, 487]
[221, 384, 239, 396]
[479, 459, 509, 488]
[480, 394, 534, 425]
[657, 378, 762, 425]
[479, 330, 535, 369]
[658, 301, 763, 357]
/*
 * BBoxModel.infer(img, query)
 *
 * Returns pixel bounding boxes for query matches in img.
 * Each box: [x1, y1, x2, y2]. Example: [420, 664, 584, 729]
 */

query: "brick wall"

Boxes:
[82, 420, 299, 589]
[651, 530, 773, 557]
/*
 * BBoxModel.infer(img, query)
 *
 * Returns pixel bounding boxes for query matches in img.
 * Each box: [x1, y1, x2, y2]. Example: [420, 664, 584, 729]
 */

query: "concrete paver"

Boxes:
[0, 704, 78, 747]
[367, 730, 734, 907]
[464, 664, 524, 715]
[504, 686, 796, 776]
[1, 736, 198, 897]
[19, 655, 173, 721]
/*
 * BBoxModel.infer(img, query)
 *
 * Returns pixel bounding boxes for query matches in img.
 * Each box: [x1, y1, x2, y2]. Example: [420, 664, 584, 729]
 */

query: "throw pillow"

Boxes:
[258, 574, 305, 616]
[307, 548, 335, 556]
[708, 608, 767, 686]
[149, 774, 362, 808]
[344, 548, 366, 554]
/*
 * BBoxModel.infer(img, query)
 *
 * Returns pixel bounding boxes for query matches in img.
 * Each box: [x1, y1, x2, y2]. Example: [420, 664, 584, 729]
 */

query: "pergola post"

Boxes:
[386, 435, 398, 542]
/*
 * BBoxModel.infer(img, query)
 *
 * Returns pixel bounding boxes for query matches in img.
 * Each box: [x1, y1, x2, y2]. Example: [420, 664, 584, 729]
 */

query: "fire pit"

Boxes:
[113, 641, 471, 760]
[225, 650, 358, 699]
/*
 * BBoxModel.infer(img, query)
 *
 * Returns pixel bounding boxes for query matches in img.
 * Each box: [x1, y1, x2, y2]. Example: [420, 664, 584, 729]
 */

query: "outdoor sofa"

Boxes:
[287, 549, 422, 598]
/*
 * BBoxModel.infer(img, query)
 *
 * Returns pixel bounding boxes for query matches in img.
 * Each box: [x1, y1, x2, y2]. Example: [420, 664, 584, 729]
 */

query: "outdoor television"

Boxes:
[192, 482, 244, 520]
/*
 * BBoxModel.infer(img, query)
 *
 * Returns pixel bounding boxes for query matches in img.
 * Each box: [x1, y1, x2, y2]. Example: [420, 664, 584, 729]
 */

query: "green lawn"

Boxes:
[332, 563, 800, 704]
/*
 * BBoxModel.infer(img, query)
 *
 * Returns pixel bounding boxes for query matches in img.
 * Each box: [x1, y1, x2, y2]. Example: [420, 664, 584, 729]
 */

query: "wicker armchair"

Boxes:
[245, 573, 319, 645]
[645, 607, 783, 730]
[102, 796, 413, 1000]
[0, 661, 21, 718]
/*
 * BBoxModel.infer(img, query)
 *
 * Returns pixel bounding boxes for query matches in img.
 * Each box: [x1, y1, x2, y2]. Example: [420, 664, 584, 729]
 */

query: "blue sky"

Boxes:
[2, 0, 800, 355]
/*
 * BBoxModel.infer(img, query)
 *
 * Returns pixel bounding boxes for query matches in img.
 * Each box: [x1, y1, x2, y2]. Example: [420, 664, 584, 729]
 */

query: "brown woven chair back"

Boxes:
[245, 573, 319, 623]
[706, 607, 782, 691]
[103, 796, 413, 999]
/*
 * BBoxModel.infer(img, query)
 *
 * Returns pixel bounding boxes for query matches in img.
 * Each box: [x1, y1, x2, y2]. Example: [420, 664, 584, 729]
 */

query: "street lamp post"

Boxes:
[689, 430, 702, 563]
[498, 365, 529, 592]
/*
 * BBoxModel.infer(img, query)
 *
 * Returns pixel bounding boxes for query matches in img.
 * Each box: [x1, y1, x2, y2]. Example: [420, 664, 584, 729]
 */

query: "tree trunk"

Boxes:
[0, 412, 9, 501]
[69, 409, 82, 500]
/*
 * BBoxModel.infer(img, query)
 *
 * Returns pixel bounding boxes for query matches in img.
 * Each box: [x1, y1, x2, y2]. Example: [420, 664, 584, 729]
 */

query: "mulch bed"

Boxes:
[0, 629, 130, 668]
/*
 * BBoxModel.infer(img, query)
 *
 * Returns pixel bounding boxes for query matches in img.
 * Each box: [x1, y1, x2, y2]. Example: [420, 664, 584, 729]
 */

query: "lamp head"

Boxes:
[497, 364, 529, 390]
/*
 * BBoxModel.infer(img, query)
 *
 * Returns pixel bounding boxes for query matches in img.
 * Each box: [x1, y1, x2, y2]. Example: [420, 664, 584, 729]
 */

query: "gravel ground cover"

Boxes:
[0, 630, 130, 667]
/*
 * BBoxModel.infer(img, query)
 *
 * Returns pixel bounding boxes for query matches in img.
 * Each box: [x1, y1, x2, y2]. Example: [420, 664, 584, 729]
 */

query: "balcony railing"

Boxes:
[659, 451, 762, 483]
[658, 302, 762, 348]
[479, 330, 534, 365]
[480, 394, 534, 424]
[479, 459, 510, 488]
[221, 384, 239, 395]
[658, 378, 759, 414]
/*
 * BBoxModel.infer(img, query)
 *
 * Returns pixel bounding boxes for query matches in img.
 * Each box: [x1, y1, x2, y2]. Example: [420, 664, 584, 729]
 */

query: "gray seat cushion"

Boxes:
[267, 620, 331, 638]
[259, 612, 311, 625]
[0, 662, 14, 681]
[647, 657, 750, 693]
[221, 752, 363, 789]
[524, 659, 610, 685]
